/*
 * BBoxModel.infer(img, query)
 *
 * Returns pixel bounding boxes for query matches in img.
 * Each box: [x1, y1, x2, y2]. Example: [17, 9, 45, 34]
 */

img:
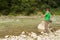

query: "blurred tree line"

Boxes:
[0, 0, 60, 16]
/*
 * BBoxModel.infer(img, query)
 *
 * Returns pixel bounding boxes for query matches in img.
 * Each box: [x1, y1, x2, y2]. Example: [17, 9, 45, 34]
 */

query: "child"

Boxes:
[44, 8, 52, 33]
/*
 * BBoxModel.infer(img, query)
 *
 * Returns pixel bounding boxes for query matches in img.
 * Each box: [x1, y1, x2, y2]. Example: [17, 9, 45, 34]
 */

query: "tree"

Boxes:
[0, 0, 60, 15]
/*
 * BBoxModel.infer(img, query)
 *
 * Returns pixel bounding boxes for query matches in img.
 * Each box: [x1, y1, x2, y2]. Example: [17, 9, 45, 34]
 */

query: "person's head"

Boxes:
[46, 8, 50, 12]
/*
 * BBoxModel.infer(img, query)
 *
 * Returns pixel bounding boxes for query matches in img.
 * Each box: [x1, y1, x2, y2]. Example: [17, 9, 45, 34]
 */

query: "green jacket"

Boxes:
[44, 12, 51, 21]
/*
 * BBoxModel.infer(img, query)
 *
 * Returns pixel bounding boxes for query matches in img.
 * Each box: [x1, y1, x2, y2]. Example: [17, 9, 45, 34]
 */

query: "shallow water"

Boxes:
[0, 16, 60, 38]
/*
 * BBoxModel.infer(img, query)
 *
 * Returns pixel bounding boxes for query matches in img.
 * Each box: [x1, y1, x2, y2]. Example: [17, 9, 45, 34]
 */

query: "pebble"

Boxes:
[0, 30, 60, 40]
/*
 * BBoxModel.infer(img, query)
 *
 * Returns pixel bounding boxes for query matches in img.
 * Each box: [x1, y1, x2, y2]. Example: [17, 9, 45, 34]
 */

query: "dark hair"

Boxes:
[46, 8, 50, 11]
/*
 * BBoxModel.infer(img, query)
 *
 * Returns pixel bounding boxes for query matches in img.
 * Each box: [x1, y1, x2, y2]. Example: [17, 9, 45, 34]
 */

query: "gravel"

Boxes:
[0, 30, 60, 40]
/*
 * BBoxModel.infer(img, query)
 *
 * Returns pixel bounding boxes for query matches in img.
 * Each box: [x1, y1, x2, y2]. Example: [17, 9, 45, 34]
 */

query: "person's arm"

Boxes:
[41, 14, 44, 18]
[44, 12, 47, 17]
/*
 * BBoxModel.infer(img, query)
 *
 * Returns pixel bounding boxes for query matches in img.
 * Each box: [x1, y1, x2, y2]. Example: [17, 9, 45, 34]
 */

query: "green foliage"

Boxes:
[0, 0, 60, 16]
